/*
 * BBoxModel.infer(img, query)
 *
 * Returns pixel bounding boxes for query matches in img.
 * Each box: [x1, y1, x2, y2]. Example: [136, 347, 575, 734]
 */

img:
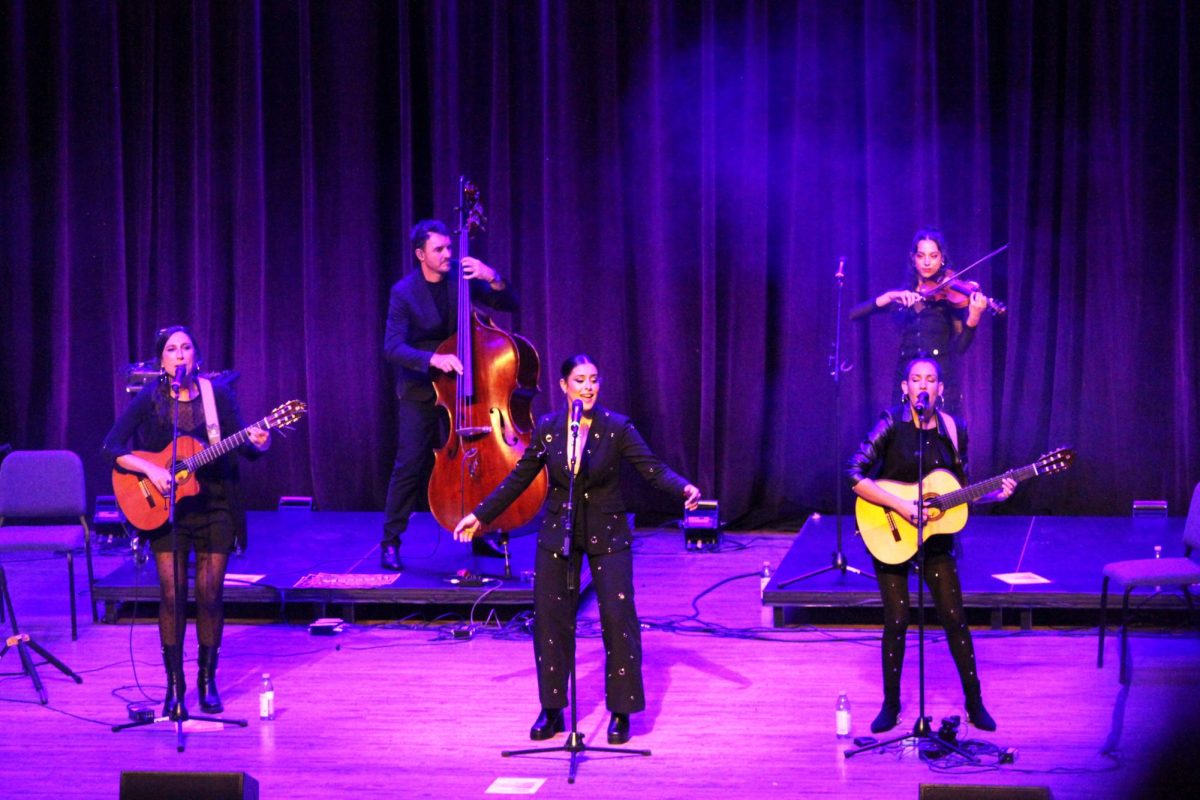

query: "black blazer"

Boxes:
[383, 267, 518, 402]
[474, 406, 691, 555]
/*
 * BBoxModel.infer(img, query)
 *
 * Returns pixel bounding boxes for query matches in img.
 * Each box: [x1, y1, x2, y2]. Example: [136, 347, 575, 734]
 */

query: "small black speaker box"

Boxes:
[120, 770, 259, 800]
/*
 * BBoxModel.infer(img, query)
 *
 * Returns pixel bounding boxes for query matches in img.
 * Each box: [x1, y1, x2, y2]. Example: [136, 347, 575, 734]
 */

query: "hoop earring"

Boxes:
[936, 395, 946, 410]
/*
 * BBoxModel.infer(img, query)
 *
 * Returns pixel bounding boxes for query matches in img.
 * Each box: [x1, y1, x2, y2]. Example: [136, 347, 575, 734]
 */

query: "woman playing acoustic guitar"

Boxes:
[103, 326, 270, 721]
[846, 356, 1014, 734]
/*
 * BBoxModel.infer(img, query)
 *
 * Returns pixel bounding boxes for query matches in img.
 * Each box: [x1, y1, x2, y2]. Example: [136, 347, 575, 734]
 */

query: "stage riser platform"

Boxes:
[765, 514, 1195, 627]
[92, 511, 572, 622]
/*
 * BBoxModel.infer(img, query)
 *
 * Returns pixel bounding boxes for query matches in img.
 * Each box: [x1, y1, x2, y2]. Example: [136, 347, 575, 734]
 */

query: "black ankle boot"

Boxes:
[965, 693, 996, 732]
[161, 644, 188, 722]
[197, 644, 224, 713]
[607, 712, 631, 745]
[870, 699, 901, 733]
[529, 707, 565, 740]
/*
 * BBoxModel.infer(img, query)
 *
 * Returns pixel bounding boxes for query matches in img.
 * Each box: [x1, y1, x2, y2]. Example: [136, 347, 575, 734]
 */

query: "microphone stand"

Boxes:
[845, 400, 976, 762]
[113, 368, 247, 752]
[781, 257, 874, 589]
[502, 405, 649, 782]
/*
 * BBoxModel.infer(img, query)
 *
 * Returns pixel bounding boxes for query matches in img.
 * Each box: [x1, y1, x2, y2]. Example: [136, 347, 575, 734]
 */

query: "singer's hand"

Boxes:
[146, 465, 173, 495]
[682, 484, 702, 510]
[880, 290, 922, 309]
[893, 497, 927, 527]
[994, 476, 1017, 502]
[430, 353, 464, 374]
[248, 426, 270, 451]
[453, 514, 481, 542]
[966, 291, 988, 326]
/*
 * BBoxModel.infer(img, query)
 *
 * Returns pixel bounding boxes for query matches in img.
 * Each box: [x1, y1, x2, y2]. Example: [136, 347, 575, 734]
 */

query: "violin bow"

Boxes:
[925, 242, 1009, 293]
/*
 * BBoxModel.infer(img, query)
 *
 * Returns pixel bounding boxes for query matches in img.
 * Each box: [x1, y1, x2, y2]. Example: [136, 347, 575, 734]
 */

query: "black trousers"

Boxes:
[383, 399, 445, 544]
[533, 544, 645, 714]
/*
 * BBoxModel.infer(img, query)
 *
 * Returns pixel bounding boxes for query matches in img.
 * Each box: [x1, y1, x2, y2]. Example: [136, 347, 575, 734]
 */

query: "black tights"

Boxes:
[155, 551, 228, 649]
[876, 551, 980, 702]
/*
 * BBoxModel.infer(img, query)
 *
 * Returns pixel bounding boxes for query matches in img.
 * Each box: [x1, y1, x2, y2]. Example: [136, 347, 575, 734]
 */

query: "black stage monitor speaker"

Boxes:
[920, 785, 1051, 800]
[120, 770, 259, 800]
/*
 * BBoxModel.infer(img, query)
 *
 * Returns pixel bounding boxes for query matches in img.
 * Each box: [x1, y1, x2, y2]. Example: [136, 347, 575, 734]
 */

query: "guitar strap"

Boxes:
[197, 377, 221, 445]
[937, 410, 959, 455]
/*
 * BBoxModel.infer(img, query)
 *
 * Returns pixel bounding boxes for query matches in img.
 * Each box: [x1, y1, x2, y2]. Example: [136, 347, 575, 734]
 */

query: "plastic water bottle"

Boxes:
[760, 562, 773, 627]
[1154, 545, 1162, 591]
[836, 692, 852, 738]
[259, 673, 275, 720]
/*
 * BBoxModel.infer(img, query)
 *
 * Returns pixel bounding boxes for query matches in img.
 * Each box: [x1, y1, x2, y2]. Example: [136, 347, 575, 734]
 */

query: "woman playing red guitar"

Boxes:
[103, 326, 270, 721]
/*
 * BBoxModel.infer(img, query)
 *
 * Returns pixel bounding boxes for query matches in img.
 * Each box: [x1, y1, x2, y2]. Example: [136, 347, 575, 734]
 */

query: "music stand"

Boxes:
[499, 405, 649, 782]
[780, 257, 875, 589]
[0, 564, 82, 703]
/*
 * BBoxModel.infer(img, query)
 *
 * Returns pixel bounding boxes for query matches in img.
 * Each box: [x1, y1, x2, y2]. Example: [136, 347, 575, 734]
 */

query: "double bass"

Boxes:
[427, 178, 548, 534]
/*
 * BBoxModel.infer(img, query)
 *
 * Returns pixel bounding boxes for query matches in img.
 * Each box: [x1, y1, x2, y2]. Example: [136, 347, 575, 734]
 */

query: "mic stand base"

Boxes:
[777, 546, 876, 589]
[842, 714, 979, 762]
[502, 734, 651, 785]
[112, 713, 249, 753]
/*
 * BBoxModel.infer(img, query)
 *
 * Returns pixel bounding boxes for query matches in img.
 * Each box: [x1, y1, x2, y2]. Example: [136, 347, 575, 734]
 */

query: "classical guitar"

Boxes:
[112, 399, 307, 531]
[855, 447, 1074, 564]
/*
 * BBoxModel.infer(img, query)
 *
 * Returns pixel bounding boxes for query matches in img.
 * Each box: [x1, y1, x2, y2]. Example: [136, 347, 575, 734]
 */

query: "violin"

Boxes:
[917, 272, 1007, 316]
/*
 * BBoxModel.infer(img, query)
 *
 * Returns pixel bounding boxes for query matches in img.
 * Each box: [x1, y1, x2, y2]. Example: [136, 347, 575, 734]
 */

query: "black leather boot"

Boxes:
[161, 644, 188, 721]
[529, 707, 565, 740]
[607, 712, 631, 745]
[197, 644, 224, 713]
[870, 697, 901, 733]
[965, 692, 997, 732]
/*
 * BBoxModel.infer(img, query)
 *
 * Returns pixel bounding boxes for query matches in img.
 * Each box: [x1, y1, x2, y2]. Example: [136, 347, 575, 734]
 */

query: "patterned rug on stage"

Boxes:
[293, 573, 401, 588]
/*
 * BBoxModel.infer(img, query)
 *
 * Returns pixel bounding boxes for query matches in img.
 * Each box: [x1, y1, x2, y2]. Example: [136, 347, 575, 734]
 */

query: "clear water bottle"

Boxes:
[836, 691, 852, 738]
[760, 562, 773, 627]
[259, 673, 275, 721]
[1154, 545, 1162, 591]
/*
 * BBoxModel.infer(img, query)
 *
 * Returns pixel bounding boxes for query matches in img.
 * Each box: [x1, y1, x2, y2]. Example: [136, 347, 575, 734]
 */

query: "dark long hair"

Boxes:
[905, 227, 950, 288]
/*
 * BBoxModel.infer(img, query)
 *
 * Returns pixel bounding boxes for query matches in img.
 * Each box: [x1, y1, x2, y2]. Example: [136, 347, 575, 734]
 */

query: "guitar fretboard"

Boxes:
[927, 463, 1041, 511]
[182, 415, 273, 472]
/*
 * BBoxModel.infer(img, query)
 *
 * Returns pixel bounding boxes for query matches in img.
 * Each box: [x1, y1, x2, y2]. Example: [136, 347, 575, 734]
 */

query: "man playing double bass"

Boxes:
[381, 219, 517, 570]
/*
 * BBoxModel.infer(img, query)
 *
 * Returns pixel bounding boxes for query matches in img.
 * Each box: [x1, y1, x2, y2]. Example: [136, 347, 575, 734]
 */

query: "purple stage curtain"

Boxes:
[1, 1, 1196, 525]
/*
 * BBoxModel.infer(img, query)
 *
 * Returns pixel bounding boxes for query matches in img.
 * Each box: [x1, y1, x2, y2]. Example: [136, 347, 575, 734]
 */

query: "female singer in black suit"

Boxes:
[454, 354, 701, 745]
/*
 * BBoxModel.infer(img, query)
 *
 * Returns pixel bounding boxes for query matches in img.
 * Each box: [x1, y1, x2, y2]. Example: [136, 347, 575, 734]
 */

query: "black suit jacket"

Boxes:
[474, 406, 691, 555]
[383, 267, 518, 402]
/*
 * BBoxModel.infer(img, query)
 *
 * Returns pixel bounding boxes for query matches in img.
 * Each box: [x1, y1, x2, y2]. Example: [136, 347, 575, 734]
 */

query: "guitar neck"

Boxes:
[183, 415, 270, 471]
[930, 462, 1040, 511]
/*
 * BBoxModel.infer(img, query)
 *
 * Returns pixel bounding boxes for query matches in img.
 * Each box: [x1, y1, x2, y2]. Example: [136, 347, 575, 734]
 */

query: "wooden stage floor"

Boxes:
[2, 516, 1198, 799]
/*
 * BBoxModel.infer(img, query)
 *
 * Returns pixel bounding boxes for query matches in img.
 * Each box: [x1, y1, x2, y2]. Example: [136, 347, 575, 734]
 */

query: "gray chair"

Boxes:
[0, 450, 97, 640]
[1097, 482, 1200, 683]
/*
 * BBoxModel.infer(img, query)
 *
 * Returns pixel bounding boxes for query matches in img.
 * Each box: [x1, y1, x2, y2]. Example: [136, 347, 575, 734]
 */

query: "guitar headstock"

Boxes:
[458, 177, 487, 237]
[266, 400, 308, 430]
[1035, 447, 1075, 475]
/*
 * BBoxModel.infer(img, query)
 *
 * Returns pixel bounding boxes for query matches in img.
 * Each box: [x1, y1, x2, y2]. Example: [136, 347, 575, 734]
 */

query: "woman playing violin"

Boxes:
[850, 228, 997, 410]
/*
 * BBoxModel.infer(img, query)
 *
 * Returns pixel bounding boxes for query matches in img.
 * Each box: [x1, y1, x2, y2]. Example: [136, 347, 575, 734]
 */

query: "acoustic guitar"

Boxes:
[855, 447, 1074, 564]
[112, 399, 307, 531]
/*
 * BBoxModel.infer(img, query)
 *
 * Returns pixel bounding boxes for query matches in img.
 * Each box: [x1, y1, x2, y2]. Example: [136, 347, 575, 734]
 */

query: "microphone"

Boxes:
[570, 399, 583, 430]
[170, 364, 187, 391]
[835, 256, 846, 279]
[914, 391, 930, 414]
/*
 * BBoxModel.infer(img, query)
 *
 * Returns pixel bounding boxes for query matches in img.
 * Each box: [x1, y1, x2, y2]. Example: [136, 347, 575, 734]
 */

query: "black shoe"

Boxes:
[870, 701, 901, 733]
[471, 536, 506, 559]
[607, 712, 631, 745]
[380, 543, 402, 571]
[529, 707, 565, 740]
[965, 695, 997, 732]
[196, 644, 224, 714]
